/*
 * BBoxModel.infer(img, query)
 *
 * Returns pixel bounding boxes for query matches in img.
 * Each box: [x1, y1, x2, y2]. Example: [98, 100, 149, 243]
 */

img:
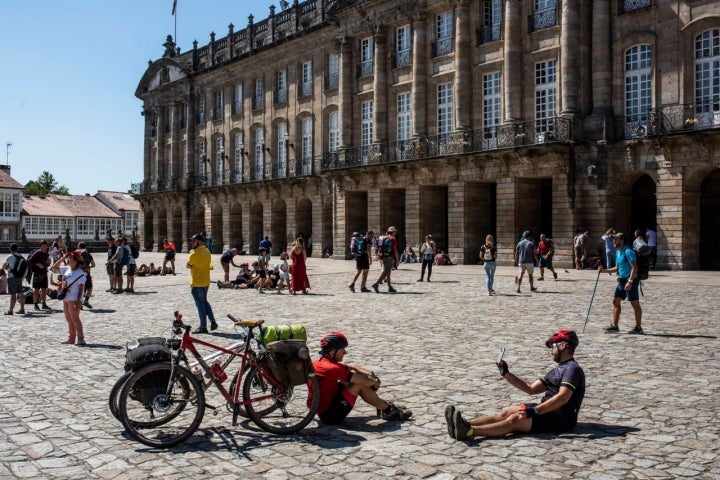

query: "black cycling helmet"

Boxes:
[545, 329, 579, 349]
[320, 331, 349, 351]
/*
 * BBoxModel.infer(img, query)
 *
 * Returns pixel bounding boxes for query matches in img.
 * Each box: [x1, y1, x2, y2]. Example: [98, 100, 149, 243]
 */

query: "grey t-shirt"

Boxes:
[516, 239, 535, 264]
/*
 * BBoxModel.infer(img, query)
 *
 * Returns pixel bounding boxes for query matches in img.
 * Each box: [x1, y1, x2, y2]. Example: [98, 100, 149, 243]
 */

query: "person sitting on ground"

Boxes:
[309, 331, 412, 424]
[136, 263, 163, 277]
[434, 251, 454, 266]
[0, 267, 7, 295]
[446, 330, 585, 440]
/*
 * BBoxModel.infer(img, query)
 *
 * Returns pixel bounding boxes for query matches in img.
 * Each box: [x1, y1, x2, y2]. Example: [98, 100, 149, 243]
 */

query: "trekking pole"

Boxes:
[582, 269, 602, 333]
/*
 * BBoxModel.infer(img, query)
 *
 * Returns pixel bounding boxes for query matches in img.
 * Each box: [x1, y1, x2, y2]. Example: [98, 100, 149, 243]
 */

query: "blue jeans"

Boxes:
[605, 250, 616, 269]
[190, 286, 215, 328]
[484, 261, 496, 291]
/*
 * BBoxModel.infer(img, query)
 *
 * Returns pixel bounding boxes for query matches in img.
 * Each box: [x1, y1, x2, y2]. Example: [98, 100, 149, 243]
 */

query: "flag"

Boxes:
[171, 0, 177, 15]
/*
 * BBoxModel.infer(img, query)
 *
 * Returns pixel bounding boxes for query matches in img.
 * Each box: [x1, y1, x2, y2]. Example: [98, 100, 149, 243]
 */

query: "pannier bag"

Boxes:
[265, 339, 312, 386]
[261, 324, 307, 345]
[124, 337, 171, 372]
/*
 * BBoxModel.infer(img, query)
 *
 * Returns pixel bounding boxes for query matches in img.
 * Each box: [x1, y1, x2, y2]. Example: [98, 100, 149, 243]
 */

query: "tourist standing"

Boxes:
[186, 233, 217, 334]
[479, 234, 497, 295]
[418, 234, 436, 282]
[290, 237, 310, 294]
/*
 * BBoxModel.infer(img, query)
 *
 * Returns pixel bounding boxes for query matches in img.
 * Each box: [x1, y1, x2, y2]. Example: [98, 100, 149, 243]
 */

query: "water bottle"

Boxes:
[211, 361, 227, 383]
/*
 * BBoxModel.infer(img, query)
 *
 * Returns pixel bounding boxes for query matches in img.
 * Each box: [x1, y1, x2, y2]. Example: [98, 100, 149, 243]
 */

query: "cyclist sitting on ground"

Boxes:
[309, 331, 412, 424]
[446, 329, 585, 440]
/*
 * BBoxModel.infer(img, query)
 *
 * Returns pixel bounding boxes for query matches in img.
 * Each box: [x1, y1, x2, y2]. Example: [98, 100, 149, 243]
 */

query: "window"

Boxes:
[397, 92, 411, 142]
[182, 141, 188, 175]
[214, 90, 224, 120]
[254, 129, 264, 180]
[234, 133, 244, 182]
[301, 118, 313, 175]
[254, 78, 264, 109]
[276, 70, 287, 104]
[625, 45, 652, 138]
[481, 0, 502, 44]
[361, 101, 373, 164]
[532, 0, 556, 31]
[301, 61, 313, 97]
[395, 25, 411, 67]
[180, 102, 187, 129]
[168, 146, 174, 179]
[360, 37, 374, 77]
[535, 60, 557, 139]
[695, 29, 720, 126]
[435, 11, 453, 56]
[0, 192, 20, 219]
[234, 84, 243, 115]
[327, 53, 339, 89]
[124, 211, 139, 233]
[328, 112, 339, 153]
[277, 123, 288, 178]
[215, 137, 224, 185]
[483, 72, 501, 148]
[438, 83, 453, 139]
[198, 97, 205, 123]
[199, 141, 206, 178]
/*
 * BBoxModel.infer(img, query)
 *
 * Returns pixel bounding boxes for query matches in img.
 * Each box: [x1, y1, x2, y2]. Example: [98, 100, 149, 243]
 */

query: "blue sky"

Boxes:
[0, 1, 263, 195]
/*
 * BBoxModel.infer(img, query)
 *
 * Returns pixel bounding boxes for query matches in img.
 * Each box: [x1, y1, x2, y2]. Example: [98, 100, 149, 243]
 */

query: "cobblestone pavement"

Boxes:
[0, 251, 718, 479]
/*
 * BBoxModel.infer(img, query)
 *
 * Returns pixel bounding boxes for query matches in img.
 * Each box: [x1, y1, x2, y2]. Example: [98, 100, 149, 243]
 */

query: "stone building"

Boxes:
[133, 0, 720, 268]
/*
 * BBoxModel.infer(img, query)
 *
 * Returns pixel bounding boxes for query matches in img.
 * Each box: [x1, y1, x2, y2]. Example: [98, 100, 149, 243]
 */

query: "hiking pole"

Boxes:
[582, 269, 602, 333]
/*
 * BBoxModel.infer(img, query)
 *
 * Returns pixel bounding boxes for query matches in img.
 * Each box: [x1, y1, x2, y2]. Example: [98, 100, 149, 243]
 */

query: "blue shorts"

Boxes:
[614, 277, 640, 302]
[539, 256, 553, 269]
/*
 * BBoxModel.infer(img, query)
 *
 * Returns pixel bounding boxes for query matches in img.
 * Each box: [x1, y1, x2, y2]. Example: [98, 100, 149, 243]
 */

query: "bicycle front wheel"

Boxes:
[242, 367, 319, 434]
[118, 363, 205, 448]
[109, 371, 132, 422]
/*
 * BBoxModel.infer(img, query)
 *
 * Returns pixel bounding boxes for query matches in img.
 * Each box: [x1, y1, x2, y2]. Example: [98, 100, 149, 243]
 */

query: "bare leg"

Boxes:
[630, 300, 642, 328]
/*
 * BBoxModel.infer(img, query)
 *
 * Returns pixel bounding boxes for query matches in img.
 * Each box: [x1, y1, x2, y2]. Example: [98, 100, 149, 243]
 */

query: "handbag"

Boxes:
[57, 273, 85, 301]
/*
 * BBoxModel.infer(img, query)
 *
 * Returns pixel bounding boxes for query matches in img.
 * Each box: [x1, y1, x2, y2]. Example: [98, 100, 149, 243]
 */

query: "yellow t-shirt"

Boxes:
[187, 245, 212, 287]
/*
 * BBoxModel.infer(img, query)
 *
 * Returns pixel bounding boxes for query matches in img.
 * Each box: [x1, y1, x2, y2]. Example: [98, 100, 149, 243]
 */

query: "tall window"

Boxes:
[301, 118, 313, 175]
[395, 25, 411, 67]
[327, 53, 339, 89]
[234, 84, 243, 115]
[625, 45, 652, 138]
[532, 0, 556, 31]
[437, 83, 453, 139]
[301, 61, 313, 97]
[215, 137, 224, 185]
[482, 0, 502, 44]
[276, 70, 287, 104]
[435, 11, 453, 56]
[254, 78, 264, 109]
[234, 133, 244, 182]
[180, 102, 188, 129]
[328, 112, 339, 153]
[483, 72, 501, 148]
[360, 37, 374, 77]
[361, 100, 373, 164]
[214, 90, 223, 120]
[197, 97, 206, 123]
[198, 141, 206, 178]
[695, 29, 720, 125]
[277, 122, 288, 178]
[535, 59, 557, 138]
[0, 192, 20, 219]
[397, 92, 411, 142]
[254, 129, 264, 180]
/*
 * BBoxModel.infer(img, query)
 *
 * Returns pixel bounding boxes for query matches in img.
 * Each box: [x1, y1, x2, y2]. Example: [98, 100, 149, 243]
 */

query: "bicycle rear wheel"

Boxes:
[118, 363, 205, 448]
[109, 371, 132, 422]
[242, 367, 319, 434]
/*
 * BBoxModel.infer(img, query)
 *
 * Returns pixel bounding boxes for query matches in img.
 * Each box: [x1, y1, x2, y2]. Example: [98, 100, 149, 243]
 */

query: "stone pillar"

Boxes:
[411, 19, 427, 137]
[656, 166, 684, 270]
[332, 178, 348, 259]
[496, 176, 516, 263]
[366, 187, 382, 235]
[144, 110, 153, 180]
[585, 0, 611, 140]
[373, 29, 388, 144]
[405, 184, 421, 249]
[447, 181, 465, 264]
[560, 0, 579, 116]
[170, 103, 180, 182]
[453, 1, 471, 130]
[185, 98, 196, 178]
[503, 0, 522, 122]
[156, 108, 166, 180]
[339, 41, 354, 148]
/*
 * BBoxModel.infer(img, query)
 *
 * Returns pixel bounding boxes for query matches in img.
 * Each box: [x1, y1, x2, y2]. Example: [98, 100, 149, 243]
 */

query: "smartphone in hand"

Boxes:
[497, 347, 505, 363]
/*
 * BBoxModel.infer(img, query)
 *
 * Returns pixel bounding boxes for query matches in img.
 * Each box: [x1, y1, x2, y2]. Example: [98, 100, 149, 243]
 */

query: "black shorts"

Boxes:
[355, 255, 369, 270]
[318, 393, 354, 425]
[164, 251, 175, 261]
[126, 264, 136, 276]
[114, 264, 124, 276]
[106, 264, 114, 276]
[84, 275, 93, 291]
[527, 403, 575, 434]
[32, 271, 48, 289]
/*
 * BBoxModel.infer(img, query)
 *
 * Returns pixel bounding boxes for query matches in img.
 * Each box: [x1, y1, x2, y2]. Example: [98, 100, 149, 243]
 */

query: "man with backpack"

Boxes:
[598, 232, 643, 334]
[123, 238, 136, 293]
[28, 240, 52, 311]
[3, 243, 27, 315]
[348, 230, 374, 293]
[371, 226, 399, 293]
[106, 237, 126, 294]
[536, 233, 558, 281]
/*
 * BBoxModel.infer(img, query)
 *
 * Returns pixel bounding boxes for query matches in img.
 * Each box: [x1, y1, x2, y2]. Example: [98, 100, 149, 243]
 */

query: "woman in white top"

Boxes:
[51, 250, 87, 346]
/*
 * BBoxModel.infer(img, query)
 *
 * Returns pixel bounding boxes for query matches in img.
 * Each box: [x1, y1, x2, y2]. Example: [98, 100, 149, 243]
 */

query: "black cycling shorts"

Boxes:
[527, 403, 575, 434]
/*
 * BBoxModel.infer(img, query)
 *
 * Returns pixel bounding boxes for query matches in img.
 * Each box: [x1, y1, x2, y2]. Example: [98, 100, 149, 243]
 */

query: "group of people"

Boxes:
[347, 226, 402, 293]
[104, 236, 137, 294]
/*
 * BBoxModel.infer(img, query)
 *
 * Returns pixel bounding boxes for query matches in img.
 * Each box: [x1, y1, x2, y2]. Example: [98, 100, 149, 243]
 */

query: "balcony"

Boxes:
[478, 25, 501, 45]
[358, 60, 373, 78]
[529, 7, 557, 32]
[394, 50, 410, 68]
[275, 89, 287, 104]
[433, 37, 453, 57]
[271, 162, 288, 179]
[325, 73, 339, 90]
[644, 101, 720, 137]
[620, 0, 652, 14]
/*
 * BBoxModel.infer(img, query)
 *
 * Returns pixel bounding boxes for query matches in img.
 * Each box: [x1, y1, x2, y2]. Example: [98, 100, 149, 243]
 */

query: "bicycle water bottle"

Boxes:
[211, 360, 227, 383]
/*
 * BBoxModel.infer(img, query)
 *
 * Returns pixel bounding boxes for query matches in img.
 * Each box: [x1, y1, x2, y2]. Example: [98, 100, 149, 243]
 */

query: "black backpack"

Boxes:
[130, 243, 140, 259]
[352, 237, 366, 256]
[10, 254, 28, 279]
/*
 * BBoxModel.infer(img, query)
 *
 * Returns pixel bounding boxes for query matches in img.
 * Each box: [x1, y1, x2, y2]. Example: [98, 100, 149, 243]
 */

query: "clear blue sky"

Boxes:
[0, 0, 264, 195]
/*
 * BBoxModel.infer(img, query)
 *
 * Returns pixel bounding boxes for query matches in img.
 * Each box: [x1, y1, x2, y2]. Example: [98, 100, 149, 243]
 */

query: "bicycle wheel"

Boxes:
[109, 371, 132, 422]
[118, 363, 205, 448]
[242, 367, 319, 434]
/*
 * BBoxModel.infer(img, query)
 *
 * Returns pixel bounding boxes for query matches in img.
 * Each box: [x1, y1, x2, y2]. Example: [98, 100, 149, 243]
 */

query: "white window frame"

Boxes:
[327, 53, 340, 89]
[301, 118, 313, 175]
[328, 112, 339, 153]
[0, 192, 21, 219]
[255, 129, 264, 180]
[254, 78, 264, 109]
[277, 122, 288, 178]
[483, 71, 501, 148]
[436, 11, 453, 56]
[625, 45, 653, 138]
[214, 90, 224, 120]
[694, 29, 720, 126]
[234, 84, 243, 114]
[302, 61, 313, 97]
[535, 59, 557, 139]
[437, 83, 453, 138]
[199, 141, 206, 177]
[215, 137, 224, 185]
[198, 97, 206, 123]
[396, 25, 411, 67]
[361, 100, 373, 164]
[234, 133, 244, 182]
[276, 70, 287, 103]
[397, 92, 411, 142]
[360, 37, 374, 76]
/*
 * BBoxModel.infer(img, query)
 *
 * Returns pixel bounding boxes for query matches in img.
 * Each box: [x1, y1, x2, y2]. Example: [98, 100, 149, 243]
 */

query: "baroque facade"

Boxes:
[133, 0, 720, 269]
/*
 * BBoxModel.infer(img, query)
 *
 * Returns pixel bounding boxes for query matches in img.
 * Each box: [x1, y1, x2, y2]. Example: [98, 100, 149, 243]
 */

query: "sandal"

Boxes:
[60, 340, 75, 344]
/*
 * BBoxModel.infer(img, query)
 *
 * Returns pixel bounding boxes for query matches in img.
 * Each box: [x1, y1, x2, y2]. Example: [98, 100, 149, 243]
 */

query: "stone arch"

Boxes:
[250, 201, 264, 254]
[229, 202, 243, 251]
[271, 199, 287, 255]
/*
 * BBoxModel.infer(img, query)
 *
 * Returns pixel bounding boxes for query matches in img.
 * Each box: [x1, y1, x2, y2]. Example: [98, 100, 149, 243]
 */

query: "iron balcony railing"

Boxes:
[394, 50, 410, 68]
[621, 0, 652, 14]
[478, 24, 501, 45]
[529, 7, 557, 32]
[620, 101, 720, 139]
[325, 73, 339, 90]
[433, 37, 453, 57]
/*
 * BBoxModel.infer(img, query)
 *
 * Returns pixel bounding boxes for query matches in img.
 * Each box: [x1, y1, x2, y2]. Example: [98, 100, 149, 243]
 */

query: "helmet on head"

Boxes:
[320, 331, 349, 351]
[545, 329, 579, 349]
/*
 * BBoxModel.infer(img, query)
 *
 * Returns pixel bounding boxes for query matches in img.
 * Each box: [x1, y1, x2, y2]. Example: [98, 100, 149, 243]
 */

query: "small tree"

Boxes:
[24, 171, 70, 195]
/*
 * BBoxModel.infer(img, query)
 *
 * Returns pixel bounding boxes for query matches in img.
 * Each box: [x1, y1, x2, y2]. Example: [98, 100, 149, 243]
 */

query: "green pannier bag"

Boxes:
[265, 339, 312, 385]
[262, 324, 307, 345]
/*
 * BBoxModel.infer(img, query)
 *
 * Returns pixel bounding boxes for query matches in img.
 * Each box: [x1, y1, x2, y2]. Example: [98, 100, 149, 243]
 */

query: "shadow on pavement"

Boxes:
[85, 309, 118, 314]
[643, 333, 717, 339]
[83, 343, 123, 350]
[563, 422, 641, 439]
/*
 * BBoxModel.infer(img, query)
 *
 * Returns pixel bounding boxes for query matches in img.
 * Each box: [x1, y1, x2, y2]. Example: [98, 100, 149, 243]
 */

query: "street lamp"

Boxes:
[5, 142, 12, 165]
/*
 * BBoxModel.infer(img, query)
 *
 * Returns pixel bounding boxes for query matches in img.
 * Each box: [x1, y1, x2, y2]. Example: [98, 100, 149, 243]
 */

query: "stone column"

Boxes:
[373, 29, 388, 144]
[405, 184, 421, 250]
[366, 187, 381, 235]
[447, 181, 465, 264]
[156, 108, 166, 180]
[560, 0, 579, 116]
[339, 40, 354, 148]
[185, 98, 196, 178]
[143, 110, 153, 180]
[495, 176, 516, 262]
[170, 103, 180, 183]
[411, 19, 427, 137]
[503, 0, 522, 122]
[453, 1, 472, 130]
[585, 0, 611, 140]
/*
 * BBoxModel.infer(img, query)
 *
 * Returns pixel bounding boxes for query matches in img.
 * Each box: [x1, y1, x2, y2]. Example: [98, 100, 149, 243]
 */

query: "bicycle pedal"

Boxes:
[205, 403, 219, 415]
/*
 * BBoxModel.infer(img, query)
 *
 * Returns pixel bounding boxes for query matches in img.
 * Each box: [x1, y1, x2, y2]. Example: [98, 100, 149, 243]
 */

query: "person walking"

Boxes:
[446, 330, 585, 440]
[372, 226, 399, 293]
[598, 232, 643, 334]
[259, 235, 273, 264]
[349, 231, 374, 293]
[479, 234, 497, 295]
[52, 250, 87, 346]
[514, 231, 537, 294]
[186, 233, 217, 334]
[78, 242, 95, 308]
[220, 247, 241, 283]
[645, 227, 657, 269]
[418, 234, 436, 282]
[28, 240, 52, 310]
[601, 228, 616, 270]
[290, 237, 310, 294]
[3, 243, 27, 315]
[536, 233, 558, 281]
[106, 237, 125, 293]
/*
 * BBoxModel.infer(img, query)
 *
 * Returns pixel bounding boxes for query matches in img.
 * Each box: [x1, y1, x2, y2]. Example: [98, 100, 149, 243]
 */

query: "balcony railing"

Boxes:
[394, 50, 410, 68]
[642, 101, 720, 137]
[530, 7, 557, 31]
[478, 24, 501, 45]
[275, 89, 287, 104]
[433, 37, 453, 57]
[250, 164, 265, 181]
[325, 73, 339, 90]
[271, 162, 288, 179]
[359, 59, 373, 77]
[621, 0, 652, 14]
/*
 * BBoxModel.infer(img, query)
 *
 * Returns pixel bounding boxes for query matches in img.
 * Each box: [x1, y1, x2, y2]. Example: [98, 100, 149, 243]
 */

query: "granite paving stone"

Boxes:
[0, 251, 718, 478]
